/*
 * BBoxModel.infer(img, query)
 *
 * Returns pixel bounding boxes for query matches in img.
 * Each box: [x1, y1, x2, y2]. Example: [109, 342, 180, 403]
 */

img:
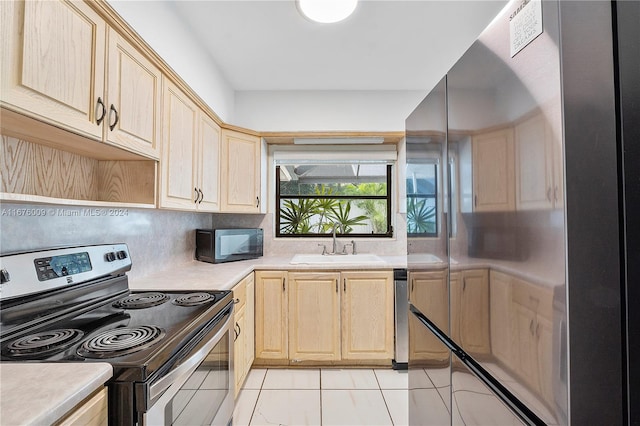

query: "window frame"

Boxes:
[275, 164, 393, 238]
[406, 161, 439, 238]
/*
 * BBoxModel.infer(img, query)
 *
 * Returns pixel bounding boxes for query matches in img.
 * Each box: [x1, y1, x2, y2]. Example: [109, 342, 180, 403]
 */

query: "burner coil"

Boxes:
[77, 325, 165, 359]
[113, 292, 169, 309]
[4, 329, 85, 358]
[172, 292, 215, 306]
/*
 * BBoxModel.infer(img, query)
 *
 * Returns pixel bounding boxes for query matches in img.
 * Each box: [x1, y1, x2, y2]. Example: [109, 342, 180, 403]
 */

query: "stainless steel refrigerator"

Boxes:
[406, 0, 639, 424]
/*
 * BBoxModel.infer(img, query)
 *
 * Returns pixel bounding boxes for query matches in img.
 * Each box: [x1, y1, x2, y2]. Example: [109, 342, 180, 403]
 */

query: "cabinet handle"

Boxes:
[529, 319, 535, 335]
[462, 279, 466, 291]
[198, 188, 204, 204]
[343, 278, 346, 292]
[547, 187, 552, 202]
[474, 195, 477, 207]
[95, 97, 106, 125]
[194, 187, 199, 204]
[411, 279, 414, 293]
[108, 104, 119, 131]
[282, 277, 285, 291]
[233, 298, 240, 304]
[335, 279, 338, 293]
[554, 185, 559, 202]
[234, 323, 240, 341]
[256, 196, 260, 208]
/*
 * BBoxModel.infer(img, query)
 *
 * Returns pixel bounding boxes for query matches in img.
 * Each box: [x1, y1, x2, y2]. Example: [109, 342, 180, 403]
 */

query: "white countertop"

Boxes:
[0, 363, 112, 425]
[129, 253, 562, 291]
[129, 255, 409, 291]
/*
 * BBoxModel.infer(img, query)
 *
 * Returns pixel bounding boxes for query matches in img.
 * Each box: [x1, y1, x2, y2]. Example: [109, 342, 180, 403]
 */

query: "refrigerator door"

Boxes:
[446, 0, 566, 424]
[406, 76, 452, 425]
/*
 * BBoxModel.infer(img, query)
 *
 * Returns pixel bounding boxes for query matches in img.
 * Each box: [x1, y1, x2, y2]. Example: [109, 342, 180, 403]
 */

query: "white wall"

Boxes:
[234, 90, 426, 132]
[107, 0, 235, 122]
[107, 2, 429, 132]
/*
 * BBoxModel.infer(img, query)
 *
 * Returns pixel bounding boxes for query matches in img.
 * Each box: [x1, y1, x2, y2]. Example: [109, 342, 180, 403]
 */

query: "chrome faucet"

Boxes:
[331, 223, 339, 254]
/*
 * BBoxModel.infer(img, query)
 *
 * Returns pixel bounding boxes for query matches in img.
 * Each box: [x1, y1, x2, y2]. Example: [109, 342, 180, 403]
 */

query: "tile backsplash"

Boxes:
[0, 204, 407, 282]
[0, 203, 211, 280]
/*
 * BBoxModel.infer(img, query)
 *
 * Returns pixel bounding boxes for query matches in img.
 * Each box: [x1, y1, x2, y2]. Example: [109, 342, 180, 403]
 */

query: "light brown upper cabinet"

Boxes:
[472, 128, 515, 212]
[220, 129, 261, 213]
[159, 80, 220, 212]
[104, 29, 161, 159]
[1, 0, 161, 159]
[515, 112, 563, 210]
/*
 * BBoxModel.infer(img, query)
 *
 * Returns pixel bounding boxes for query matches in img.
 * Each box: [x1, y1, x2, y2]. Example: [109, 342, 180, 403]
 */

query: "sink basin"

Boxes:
[290, 253, 386, 265]
[407, 254, 445, 264]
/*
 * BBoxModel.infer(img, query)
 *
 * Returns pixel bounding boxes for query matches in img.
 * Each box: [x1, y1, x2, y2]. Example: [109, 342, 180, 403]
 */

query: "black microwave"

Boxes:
[195, 228, 263, 263]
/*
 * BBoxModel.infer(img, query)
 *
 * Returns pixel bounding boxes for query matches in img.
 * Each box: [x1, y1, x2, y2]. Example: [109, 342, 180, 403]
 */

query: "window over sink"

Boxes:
[275, 156, 393, 238]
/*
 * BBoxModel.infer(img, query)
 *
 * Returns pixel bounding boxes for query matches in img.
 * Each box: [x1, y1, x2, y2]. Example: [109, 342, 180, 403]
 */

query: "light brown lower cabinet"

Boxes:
[288, 272, 341, 362]
[255, 271, 288, 360]
[56, 387, 108, 426]
[408, 270, 449, 365]
[488, 270, 554, 405]
[451, 269, 491, 355]
[233, 273, 255, 396]
[341, 271, 395, 360]
[255, 270, 394, 364]
[511, 276, 553, 403]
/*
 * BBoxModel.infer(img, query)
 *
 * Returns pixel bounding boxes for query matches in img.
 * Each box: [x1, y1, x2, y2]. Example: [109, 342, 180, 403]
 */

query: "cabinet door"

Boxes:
[159, 80, 197, 210]
[255, 271, 288, 360]
[536, 315, 554, 404]
[233, 305, 246, 397]
[1, 0, 105, 139]
[515, 114, 554, 210]
[452, 270, 490, 354]
[342, 271, 394, 360]
[220, 129, 261, 213]
[196, 114, 221, 212]
[105, 29, 161, 159]
[409, 270, 449, 363]
[514, 303, 538, 390]
[472, 128, 515, 211]
[245, 274, 255, 372]
[288, 272, 341, 361]
[489, 271, 514, 367]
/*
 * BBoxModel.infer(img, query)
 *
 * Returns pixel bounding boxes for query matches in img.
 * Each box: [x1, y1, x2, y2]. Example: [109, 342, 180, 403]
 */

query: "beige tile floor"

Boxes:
[232, 368, 412, 426]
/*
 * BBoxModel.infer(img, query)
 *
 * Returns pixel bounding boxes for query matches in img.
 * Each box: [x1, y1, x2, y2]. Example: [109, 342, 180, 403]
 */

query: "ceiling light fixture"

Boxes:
[297, 0, 358, 24]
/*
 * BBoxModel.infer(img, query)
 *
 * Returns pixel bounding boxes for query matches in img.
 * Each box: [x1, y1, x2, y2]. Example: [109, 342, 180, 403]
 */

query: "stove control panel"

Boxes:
[0, 243, 131, 300]
[35, 252, 92, 281]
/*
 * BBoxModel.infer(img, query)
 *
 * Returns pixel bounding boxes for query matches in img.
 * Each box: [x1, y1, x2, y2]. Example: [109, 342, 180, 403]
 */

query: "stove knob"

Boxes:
[117, 250, 128, 260]
[0, 269, 10, 284]
[105, 252, 116, 262]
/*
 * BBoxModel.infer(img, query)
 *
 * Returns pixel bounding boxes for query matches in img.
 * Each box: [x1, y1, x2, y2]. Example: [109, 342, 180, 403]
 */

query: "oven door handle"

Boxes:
[148, 311, 233, 402]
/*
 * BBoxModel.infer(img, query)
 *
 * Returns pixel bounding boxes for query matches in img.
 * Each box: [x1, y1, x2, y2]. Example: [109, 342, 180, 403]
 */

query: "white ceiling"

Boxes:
[169, 0, 509, 92]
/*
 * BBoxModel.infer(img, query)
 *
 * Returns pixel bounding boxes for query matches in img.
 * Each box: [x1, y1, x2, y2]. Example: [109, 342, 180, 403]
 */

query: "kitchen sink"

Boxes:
[407, 254, 445, 264]
[290, 253, 386, 265]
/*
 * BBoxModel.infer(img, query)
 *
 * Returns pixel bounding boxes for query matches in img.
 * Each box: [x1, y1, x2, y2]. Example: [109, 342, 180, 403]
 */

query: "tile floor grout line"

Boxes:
[319, 368, 323, 425]
[247, 368, 268, 426]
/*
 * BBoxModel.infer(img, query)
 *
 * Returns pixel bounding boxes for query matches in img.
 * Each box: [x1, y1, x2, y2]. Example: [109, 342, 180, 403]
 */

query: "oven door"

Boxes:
[142, 304, 234, 426]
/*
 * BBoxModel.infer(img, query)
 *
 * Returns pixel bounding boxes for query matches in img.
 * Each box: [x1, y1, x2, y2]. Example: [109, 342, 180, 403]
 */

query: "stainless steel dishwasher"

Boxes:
[393, 268, 408, 370]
